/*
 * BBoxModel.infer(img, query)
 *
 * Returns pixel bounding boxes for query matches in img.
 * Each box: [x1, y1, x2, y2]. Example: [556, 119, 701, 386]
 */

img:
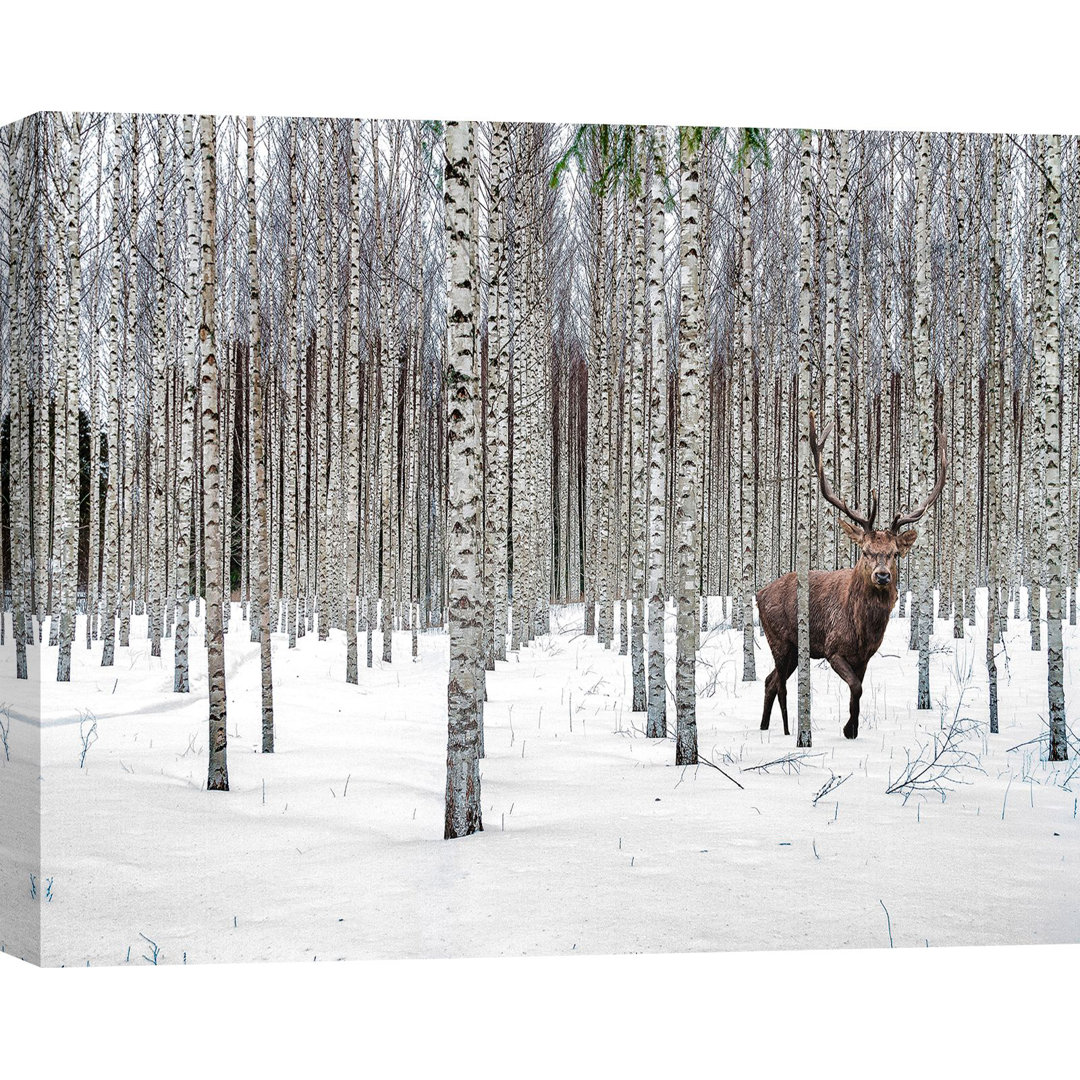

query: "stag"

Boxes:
[757, 411, 946, 739]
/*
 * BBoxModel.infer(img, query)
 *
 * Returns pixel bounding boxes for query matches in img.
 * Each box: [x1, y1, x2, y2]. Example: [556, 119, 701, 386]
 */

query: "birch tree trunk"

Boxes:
[200, 115, 229, 792]
[314, 120, 330, 642]
[585, 167, 603, 639]
[284, 120, 299, 649]
[998, 147, 1014, 639]
[119, 115, 139, 650]
[914, 131, 933, 710]
[0, 132, 6, 655]
[596, 183, 615, 648]
[629, 128, 648, 711]
[371, 122, 396, 664]
[247, 116, 274, 752]
[986, 134, 1003, 735]
[406, 133, 423, 660]
[1044, 134, 1068, 762]
[148, 116, 168, 659]
[796, 129, 814, 749]
[174, 116, 199, 692]
[87, 130, 103, 649]
[675, 127, 703, 766]
[1069, 142, 1080, 629]
[443, 120, 483, 838]
[13, 317, 29, 677]
[953, 133, 967, 640]
[739, 143, 757, 681]
[323, 144, 343, 644]
[345, 119, 362, 684]
[56, 113, 81, 682]
[488, 121, 510, 663]
[511, 153, 529, 652]
[33, 149, 47, 647]
[646, 126, 668, 738]
[837, 130, 854, 564]
[822, 132, 838, 570]
[1028, 137, 1045, 652]
[101, 117, 123, 667]
[8, 123, 29, 678]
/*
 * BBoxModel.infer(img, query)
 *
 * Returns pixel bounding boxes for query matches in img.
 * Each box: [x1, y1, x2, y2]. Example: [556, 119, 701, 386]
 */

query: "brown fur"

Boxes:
[756, 526, 917, 739]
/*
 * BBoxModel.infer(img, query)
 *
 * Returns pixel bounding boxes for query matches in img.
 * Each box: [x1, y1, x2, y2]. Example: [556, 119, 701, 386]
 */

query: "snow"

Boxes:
[3, 590, 1078, 966]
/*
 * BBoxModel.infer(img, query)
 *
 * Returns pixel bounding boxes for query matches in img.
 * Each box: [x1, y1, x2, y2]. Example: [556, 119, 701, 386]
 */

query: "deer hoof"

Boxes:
[842, 721, 858, 739]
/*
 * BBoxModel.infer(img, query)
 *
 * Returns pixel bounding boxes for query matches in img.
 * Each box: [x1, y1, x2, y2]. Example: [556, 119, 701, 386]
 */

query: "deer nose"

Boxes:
[874, 570, 891, 585]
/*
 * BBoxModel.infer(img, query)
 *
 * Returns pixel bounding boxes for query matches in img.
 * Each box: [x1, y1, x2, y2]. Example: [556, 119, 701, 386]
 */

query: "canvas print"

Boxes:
[0, 115, 1076, 967]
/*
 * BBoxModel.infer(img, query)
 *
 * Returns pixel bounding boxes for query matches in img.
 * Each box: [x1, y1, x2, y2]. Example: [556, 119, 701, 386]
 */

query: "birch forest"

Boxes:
[2, 115, 1077, 841]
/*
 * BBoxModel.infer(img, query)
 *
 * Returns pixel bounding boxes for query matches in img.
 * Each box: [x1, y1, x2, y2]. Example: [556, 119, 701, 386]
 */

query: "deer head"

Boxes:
[809, 410, 946, 592]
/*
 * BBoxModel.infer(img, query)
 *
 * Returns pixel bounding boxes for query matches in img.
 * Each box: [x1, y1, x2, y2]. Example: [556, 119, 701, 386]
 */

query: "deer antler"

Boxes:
[808, 410, 877, 531]
[891, 427, 947, 532]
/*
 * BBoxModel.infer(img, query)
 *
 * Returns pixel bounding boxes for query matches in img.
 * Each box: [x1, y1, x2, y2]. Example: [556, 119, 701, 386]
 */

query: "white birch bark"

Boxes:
[119, 115, 139, 650]
[822, 132, 838, 569]
[584, 163, 603, 638]
[739, 143, 757, 681]
[32, 152, 47, 646]
[1044, 134, 1068, 762]
[443, 120, 483, 838]
[100, 118, 123, 666]
[324, 149, 343, 642]
[511, 141, 529, 652]
[407, 131, 423, 660]
[914, 131, 933, 710]
[284, 121, 299, 648]
[953, 133, 968, 639]
[246, 116, 274, 752]
[8, 123, 29, 678]
[56, 113, 81, 682]
[646, 126, 668, 738]
[87, 130, 104, 649]
[371, 122, 396, 664]
[796, 129, 814, 749]
[598, 187, 618, 649]
[147, 116, 167, 658]
[1028, 137, 1045, 652]
[629, 128, 648, 711]
[1070, 139, 1080, 628]
[174, 116, 199, 692]
[200, 115, 229, 792]
[837, 130, 854, 561]
[675, 127, 703, 766]
[488, 121, 510, 663]
[345, 119, 362, 683]
[314, 120, 330, 642]
[986, 134, 1003, 734]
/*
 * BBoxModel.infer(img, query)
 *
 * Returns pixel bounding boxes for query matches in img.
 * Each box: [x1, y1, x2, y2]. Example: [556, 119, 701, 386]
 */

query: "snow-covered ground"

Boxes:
[5, 590, 1078, 966]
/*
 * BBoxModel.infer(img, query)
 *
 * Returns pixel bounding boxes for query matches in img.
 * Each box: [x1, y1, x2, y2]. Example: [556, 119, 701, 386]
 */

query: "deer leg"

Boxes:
[847, 662, 868, 739]
[775, 648, 796, 736]
[829, 656, 863, 739]
[761, 670, 778, 731]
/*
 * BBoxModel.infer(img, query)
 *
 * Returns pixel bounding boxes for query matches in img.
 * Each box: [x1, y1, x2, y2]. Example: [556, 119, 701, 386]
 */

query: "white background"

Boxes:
[2, 3, 1077, 1075]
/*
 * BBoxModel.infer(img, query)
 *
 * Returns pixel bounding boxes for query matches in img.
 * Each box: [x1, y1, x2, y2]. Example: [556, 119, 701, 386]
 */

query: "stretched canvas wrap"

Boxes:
[0, 114, 1076, 968]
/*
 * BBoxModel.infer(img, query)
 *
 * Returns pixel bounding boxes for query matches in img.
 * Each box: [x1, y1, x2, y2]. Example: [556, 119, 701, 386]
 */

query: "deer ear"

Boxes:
[839, 518, 864, 544]
[896, 529, 918, 556]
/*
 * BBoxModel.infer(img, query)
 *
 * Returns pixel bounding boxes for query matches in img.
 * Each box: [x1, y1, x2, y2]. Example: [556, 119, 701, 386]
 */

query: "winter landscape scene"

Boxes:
[0, 114, 1077, 967]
